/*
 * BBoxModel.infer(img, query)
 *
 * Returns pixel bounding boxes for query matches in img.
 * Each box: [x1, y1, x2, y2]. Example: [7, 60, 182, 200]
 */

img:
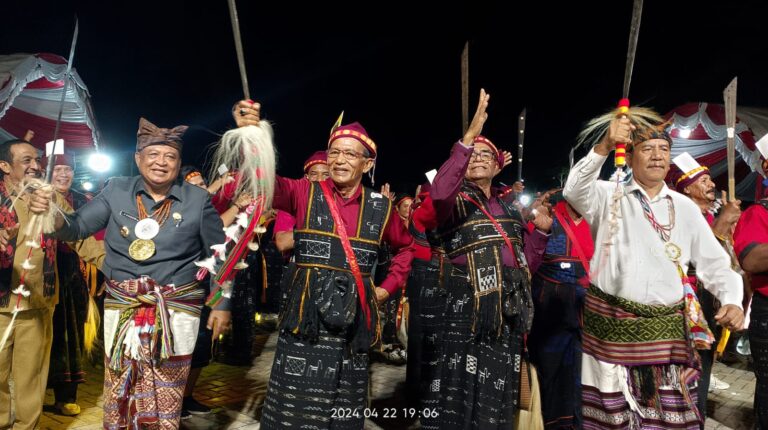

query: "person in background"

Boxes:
[45, 153, 105, 417]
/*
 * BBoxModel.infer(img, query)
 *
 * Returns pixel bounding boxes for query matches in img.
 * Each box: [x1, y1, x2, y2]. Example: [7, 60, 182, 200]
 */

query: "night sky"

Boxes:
[2, 0, 767, 195]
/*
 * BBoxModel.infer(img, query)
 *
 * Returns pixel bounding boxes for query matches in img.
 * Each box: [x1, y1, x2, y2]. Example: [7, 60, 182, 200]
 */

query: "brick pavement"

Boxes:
[36, 332, 755, 429]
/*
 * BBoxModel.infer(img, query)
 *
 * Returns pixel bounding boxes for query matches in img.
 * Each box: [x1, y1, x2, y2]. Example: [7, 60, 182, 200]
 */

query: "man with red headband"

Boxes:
[44, 153, 106, 417]
[425, 89, 551, 429]
[273, 150, 330, 253]
[234, 100, 413, 429]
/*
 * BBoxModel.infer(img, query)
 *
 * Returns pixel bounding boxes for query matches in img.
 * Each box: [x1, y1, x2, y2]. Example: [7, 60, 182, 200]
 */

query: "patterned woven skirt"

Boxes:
[581, 286, 701, 430]
[407, 257, 448, 411]
[260, 327, 369, 430]
[423, 265, 525, 430]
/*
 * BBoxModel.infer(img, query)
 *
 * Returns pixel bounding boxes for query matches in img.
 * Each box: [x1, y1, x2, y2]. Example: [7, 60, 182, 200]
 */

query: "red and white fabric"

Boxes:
[666, 102, 768, 200]
[0, 53, 99, 150]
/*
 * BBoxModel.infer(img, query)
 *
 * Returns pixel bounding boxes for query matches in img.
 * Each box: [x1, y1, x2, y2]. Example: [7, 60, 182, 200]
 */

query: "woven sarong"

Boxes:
[582, 286, 701, 429]
[260, 327, 369, 430]
[424, 266, 527, 430]
[102, 278, 203, 430]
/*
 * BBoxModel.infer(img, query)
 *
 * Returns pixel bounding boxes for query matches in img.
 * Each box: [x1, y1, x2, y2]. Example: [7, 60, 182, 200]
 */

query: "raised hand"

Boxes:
[713, 190, 741, 238]
[596, 116, 634, 156]
[502, 150, 513, 169]
[462, 88, 490, 146]
[380, 183, 395, 201]
[233, 100, 261, 128]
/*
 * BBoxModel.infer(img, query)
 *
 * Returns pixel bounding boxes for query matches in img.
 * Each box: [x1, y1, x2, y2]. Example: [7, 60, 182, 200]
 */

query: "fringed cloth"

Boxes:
[582, 286, 702, 429]
[102, 278, 203, 430]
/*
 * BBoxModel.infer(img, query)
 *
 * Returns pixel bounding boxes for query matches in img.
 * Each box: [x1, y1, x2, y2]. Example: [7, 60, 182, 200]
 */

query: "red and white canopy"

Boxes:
[0, 53, 99, 150]
[665, 102, 768, 200]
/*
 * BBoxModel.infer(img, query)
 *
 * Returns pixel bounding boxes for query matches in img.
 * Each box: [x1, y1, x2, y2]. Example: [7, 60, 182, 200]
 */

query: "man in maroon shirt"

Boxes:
[425, 89, 551, 429]
[234, 100, 413, 429]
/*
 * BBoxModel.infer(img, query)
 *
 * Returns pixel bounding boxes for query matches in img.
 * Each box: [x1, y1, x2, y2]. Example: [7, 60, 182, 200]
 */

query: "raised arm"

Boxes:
[563, 117, 633, 226]
[432, 89, 490, 224]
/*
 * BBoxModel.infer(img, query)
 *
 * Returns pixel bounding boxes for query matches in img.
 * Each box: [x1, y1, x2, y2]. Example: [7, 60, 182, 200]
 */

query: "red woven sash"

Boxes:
[319, 181, 371, 328]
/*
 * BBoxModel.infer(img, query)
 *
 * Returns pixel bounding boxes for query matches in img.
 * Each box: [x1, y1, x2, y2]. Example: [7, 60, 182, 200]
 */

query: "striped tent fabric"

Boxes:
[0, 52, 99, 150]
[665, 102, 768, 201]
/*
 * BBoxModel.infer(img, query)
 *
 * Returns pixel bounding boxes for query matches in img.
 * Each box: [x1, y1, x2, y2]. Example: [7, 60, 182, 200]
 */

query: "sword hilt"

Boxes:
[614, 98, 631, 168]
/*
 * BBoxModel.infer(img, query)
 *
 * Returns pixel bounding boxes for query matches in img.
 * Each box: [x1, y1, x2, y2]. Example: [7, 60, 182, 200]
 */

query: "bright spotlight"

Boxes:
[88, 152, 113, 173]
[678, 128, 692, 139]
[82, 181, 94, 191]
[519, 194, 532, 206]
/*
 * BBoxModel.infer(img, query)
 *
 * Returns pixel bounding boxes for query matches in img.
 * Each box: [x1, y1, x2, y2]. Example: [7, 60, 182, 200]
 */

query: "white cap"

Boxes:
[756, 134, 768, 159]
[45, 139, 64, 156]
[425, 169, 437, 184]
[672, 152, 702, 176]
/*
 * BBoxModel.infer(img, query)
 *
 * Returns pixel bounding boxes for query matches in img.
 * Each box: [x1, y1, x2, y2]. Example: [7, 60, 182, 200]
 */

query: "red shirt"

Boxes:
[410, 195, 438, 261]
[734, 203, 768, 297]
[273, 210, 296, 235]
[273, 176, 414, 295]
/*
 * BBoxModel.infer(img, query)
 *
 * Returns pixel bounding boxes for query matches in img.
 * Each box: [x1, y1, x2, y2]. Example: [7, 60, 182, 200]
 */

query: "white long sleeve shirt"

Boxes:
[563, 149, 743, 308]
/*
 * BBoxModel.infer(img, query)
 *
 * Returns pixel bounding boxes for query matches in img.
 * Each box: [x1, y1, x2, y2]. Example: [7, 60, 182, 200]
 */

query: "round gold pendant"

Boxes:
[129, 239, 156, 261]
[664, 241, 682, 262]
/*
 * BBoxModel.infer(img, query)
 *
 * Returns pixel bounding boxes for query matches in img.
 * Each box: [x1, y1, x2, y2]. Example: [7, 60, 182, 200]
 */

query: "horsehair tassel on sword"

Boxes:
[45, 16, 79, 182]
[227, 0, 250, 101]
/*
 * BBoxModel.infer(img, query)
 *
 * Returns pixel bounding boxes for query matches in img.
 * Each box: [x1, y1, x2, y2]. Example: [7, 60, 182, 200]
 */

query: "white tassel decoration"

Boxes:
[194, 256, 218, 274]
[247, 240, 259, 251]
[21, 259, 36, 270]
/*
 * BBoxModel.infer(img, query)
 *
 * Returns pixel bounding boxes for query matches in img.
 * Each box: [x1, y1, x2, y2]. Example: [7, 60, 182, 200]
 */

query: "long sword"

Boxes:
[227, 0, 250, 101]
[45, 17, 78, 182]
[717, 76, 738, 358]
[461, 41, 469, 134]
[517, 108, 526, 182]
[724, 77, 738, 199]
[614, 0, 644, 168]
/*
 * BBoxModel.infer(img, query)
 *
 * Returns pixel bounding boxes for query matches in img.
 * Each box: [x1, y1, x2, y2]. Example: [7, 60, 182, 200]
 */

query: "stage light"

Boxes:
[88, 152, 112, 172]
[519, 194, 532, 206]
[82, 181, 94, 191]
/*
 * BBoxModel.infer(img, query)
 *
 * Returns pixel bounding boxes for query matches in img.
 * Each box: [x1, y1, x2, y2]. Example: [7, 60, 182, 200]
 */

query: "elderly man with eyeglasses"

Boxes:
[424, 89, 552, 429]
[233, 100, 414, 430]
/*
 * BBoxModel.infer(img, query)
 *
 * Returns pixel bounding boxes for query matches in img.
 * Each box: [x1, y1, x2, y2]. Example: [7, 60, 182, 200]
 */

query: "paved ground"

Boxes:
[37, 331, 756, 430]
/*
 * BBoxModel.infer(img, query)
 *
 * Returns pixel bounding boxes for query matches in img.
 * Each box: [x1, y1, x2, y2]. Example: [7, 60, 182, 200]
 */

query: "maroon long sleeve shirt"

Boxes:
[431, 141, 548, 273]
[273, 176, 414, 294]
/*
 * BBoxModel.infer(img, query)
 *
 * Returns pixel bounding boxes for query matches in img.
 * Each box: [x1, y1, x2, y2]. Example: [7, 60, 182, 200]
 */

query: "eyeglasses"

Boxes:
[327, 148, 366, 161]
[470, 150, 496, 162]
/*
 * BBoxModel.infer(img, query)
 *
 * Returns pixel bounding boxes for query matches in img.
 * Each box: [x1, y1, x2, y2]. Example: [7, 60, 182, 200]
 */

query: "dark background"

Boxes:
[2, 0, 766, 195]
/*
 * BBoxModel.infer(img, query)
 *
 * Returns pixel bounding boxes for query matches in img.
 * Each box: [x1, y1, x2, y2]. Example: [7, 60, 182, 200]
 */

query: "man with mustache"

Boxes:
[0, 139, 104, 429]
[29, 119, 229, 429]
[565, 112, 744, 429]
[44, 153, 106, 417]
[671, 152, 743, 422]
[234, 100, 413, 429]
[426, 89, 552, 429]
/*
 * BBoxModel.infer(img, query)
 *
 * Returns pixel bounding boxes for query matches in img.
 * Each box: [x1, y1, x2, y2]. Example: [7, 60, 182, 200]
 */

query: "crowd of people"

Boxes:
[0, 87, 758, 430]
